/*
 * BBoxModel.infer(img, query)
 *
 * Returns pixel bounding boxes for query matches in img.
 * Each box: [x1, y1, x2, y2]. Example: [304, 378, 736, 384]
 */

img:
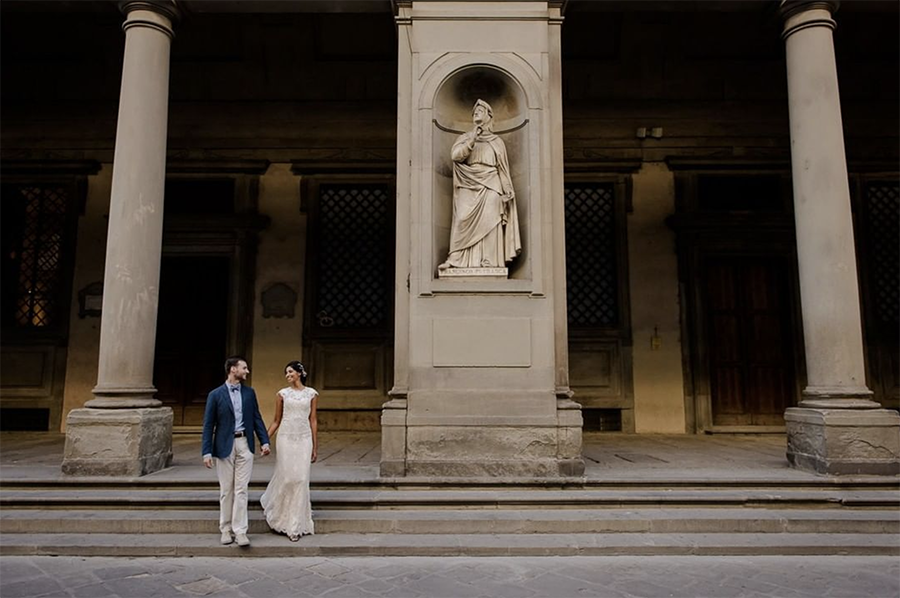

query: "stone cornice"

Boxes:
[779, 0, 839, 20]
[166, 159, 270, 175]
[665, 156, 791, 171]
[119, 0, 181, 22]
[0, 159, 101, 176]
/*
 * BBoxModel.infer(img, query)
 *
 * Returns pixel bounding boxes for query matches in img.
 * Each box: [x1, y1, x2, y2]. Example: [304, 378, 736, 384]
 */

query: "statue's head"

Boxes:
[472, 99, 493, 131]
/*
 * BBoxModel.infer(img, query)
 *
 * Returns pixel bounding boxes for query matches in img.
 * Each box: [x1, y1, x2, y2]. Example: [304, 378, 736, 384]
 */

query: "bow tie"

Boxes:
[228, 385, 241, 393]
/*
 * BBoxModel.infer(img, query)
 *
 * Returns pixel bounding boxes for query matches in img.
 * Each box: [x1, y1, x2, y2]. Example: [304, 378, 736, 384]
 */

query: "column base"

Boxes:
[785, 406, 900, 475]
[380, 391, 586, 479]
[380, 397, 408, 477]
[401, 425, 584, 478]
[557, 397, 586, 477]
[62, 407, 173, 477]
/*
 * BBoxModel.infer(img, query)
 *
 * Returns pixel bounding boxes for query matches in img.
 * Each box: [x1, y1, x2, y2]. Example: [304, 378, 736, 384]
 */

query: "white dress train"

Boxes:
[260, 386, 316, 538]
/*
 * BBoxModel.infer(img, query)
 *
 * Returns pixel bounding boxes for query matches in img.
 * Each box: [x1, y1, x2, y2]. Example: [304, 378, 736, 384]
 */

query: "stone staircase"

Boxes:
[1, 476, 898, 557]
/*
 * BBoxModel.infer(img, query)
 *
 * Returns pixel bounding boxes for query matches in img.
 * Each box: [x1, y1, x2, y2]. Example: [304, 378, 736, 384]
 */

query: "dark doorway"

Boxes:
[670, 169, 803, 432]
[564, 178, 634, 432]
[0, 176, 87, 432]
[302, 178, 395, 431]
[855, 178, 899, 411]
[154, 256, 230, 426]
[704, 256, 796, 426]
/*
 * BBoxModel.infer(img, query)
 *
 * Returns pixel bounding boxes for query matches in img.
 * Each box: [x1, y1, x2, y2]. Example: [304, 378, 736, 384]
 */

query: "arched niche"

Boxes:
[431, 65, 531, 280]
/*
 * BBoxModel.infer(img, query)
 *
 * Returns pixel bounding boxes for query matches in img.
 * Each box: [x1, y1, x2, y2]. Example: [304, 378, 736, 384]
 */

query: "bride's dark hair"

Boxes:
[285, 361, 307, 384]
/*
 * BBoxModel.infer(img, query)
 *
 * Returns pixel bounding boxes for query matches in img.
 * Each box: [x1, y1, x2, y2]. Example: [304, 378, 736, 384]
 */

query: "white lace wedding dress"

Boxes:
[260, 386, 316, 539]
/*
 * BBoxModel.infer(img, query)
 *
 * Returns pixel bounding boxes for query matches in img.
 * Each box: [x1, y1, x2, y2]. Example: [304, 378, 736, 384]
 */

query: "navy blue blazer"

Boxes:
[201, 383, 270, 459]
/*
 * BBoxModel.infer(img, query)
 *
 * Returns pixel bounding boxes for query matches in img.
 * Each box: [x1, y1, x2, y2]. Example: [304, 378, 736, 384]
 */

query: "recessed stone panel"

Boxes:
[433, 318, 530, 367]
[407, 426, 557, 460]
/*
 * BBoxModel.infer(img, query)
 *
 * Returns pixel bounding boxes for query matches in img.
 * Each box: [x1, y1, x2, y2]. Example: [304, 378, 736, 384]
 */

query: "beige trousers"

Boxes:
[215, 436, 253, 535]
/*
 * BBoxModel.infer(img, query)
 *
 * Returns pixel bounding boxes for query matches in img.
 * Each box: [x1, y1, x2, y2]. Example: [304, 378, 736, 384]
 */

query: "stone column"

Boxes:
[62, 0, 179, 476]
[779, 0, 899, 475]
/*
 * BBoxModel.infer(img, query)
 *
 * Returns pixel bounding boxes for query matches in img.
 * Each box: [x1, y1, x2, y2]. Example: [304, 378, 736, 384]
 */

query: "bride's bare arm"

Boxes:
[267, 394, 283, 438]
[309, 394, 318, 463]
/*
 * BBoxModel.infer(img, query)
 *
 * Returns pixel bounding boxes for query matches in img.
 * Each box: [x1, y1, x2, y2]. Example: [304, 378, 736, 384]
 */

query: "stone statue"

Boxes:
[438, 99, 521, 272]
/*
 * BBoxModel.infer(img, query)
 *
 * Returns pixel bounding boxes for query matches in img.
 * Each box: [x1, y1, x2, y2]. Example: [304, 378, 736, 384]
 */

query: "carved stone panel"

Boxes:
[261, 283, 297, 319]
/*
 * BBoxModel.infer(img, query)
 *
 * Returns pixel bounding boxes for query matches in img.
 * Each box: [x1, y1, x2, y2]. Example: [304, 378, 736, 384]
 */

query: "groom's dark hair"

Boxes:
[224, 356, 246, 376]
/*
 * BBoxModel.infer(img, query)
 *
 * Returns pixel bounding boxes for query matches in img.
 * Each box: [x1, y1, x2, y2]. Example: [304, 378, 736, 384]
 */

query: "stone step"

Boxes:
[1, 487, 898, 509]
[1, 508, 898, 535]
[1, 532, 897, 557]
[3, 469, 899, 491]
[4, 461, 897, 490]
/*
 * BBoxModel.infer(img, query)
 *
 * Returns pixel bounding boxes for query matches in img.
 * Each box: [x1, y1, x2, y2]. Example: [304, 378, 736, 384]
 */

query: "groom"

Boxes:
[202, 356, 270, 547]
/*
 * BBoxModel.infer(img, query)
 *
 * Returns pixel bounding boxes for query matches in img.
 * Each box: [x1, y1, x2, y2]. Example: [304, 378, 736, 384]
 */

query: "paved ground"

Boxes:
[1, 555, 897, 598]
[0, 431, 859, 484]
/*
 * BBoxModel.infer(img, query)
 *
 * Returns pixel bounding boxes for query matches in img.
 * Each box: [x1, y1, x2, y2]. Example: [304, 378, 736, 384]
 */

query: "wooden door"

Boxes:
[704, 257, 796, 426]
[153, 256, 230, 426]
[0, 179, 82, 431]
[564, 179, 634, 432]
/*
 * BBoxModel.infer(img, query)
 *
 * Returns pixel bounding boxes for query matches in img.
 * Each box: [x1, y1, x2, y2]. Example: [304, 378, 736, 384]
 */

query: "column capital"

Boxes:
[778, 0, 841, 21]
[779, 1, 839, 40]
[120, 0, 180, 21]
[779, 0, 839, 19]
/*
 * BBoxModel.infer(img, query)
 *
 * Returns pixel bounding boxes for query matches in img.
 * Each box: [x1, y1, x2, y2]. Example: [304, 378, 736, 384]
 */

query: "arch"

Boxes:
[417, 52, 543, 113]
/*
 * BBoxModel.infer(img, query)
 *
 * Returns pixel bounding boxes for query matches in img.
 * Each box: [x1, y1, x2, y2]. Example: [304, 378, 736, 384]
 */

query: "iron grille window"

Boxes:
[315, 184, 390, 329]
[866, 182, 899, 325]
[1, 184, 71, 329]
[565, 183, 618, 328]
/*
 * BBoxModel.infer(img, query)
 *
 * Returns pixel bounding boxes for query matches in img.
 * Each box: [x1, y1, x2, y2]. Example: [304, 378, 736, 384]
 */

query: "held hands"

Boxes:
[260, 444, 271, 457]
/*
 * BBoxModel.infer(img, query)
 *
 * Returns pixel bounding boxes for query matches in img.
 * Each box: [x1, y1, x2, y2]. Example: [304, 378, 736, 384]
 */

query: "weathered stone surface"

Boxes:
[557, 401, 584, 464]
[786, 407, 900, 475]
[380, 402, 408, 477]
[404, 426, 580, 477]
[408, 427, 557, 461]
[558, 427, 583, 459]
[405, 457, 561, 478]
[61, 407, 173, 477]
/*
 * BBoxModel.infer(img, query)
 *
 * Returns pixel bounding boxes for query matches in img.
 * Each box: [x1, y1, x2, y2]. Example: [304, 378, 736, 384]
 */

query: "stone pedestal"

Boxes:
[779, 0, 900, 475]
[438, 267, 507, 279]
[385, 1, 582, 478]
[786, 407, 900, 475]
[62, 407, 173, 477]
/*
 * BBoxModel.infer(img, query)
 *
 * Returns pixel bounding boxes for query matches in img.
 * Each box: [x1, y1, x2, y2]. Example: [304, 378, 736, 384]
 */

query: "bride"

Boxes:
[260, 361, 318, 541]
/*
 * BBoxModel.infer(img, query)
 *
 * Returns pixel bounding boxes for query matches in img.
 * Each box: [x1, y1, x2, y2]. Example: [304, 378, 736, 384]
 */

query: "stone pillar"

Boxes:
[62, 0, 179, 476]
[380, 1, 414, 478]
[548, 5, 585, 477]
[384, 1, 583, 478]
[779, 0, 899, 475]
